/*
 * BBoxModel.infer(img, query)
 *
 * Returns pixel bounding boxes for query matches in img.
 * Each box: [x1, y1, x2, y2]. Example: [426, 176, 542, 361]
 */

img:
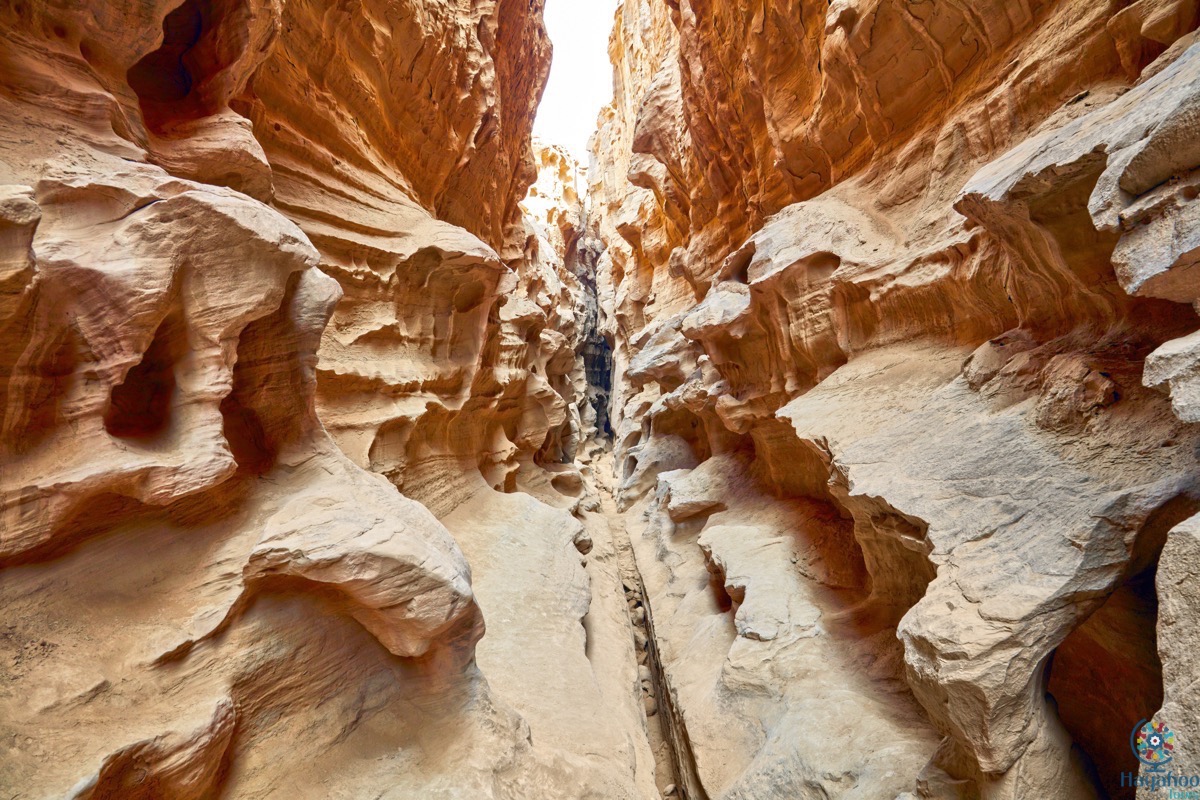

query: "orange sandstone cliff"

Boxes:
[0, 2, 650, 797]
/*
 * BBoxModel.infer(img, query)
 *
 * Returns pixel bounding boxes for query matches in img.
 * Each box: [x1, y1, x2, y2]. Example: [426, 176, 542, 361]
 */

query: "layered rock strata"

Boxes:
[7, 0, 1200, 799]
[591, 1, 1200, 798]
[0, 2, 651, 797]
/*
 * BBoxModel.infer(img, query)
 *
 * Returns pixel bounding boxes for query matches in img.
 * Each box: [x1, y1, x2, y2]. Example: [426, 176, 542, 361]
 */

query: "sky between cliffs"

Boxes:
[533, 0, 622, 164]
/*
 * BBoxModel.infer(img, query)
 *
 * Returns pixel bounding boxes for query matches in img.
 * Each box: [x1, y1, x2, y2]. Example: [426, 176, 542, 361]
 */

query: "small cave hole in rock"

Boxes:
[652, 408, 712, 463]
[708, 570, 734, 614]
[535, 420, 575, 467]
[725, 243, 755, 284]
[806, 251, 842, 283]
[218, 276, 314, 475]
[126, 0, 217, 130]
[582, 611, 596, 663]
[623, 455, 639, 481]
[104, 312, 186, 440]
[220, 388, 275, 475]
[551, 471, 584, 497]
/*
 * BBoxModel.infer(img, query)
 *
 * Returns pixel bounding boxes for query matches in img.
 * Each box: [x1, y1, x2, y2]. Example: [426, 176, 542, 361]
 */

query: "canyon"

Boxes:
[2, 1, 1200, 799]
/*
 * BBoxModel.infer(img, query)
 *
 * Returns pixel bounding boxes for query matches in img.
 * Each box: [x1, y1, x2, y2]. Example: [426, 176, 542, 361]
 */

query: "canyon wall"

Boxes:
[6, 0, 1200, 798]
[591, 1, 1200, 798]
[0, 2, 653, 797]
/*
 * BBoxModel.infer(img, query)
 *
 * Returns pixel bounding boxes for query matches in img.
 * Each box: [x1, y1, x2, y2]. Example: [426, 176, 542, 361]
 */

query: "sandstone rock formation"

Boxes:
[0, 2, 650, 797]
[5, 0, 1200, 799]
[591, 1, 1200, 798]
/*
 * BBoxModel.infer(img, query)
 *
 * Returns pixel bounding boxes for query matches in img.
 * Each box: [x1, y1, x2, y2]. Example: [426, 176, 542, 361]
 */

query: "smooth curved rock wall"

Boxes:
[0, 3, 653, 798]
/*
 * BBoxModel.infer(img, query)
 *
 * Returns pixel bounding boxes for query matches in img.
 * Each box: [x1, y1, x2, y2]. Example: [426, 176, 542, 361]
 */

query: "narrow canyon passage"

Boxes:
[4, 1, 1200, 800]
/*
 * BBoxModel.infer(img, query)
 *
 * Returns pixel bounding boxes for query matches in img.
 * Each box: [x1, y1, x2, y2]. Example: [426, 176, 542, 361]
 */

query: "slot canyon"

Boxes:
[3, 0, 1200, 798]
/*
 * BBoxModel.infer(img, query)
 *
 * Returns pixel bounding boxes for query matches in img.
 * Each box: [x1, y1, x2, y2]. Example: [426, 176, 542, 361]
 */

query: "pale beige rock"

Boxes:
[442, 480, 658, 797]
[522, 140, 586, 261]
[1142, 514, 1200, 799]
[591, 2, 1200, 798]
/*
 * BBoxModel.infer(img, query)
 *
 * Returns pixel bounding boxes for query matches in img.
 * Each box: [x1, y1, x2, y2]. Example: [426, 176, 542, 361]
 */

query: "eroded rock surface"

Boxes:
[0, 2, 651, 798]
[7, 1, 1200, 799]
[591, 1, 1200, 798]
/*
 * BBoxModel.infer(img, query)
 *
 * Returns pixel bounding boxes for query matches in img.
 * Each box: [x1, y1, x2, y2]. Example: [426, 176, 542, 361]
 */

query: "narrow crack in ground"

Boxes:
[592, 455, 704, 800]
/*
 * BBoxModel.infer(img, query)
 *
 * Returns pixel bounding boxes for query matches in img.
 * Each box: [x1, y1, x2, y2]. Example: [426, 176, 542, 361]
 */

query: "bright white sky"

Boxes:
[534, 0, 623, 163]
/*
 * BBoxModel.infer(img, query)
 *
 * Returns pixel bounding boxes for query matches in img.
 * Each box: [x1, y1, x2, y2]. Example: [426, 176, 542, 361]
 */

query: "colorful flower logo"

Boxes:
[1132, 719, 1177, 772]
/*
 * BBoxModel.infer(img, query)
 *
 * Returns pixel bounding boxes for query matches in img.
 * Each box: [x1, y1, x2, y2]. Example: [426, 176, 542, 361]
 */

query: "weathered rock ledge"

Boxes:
[591, 1, 1200, 798]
